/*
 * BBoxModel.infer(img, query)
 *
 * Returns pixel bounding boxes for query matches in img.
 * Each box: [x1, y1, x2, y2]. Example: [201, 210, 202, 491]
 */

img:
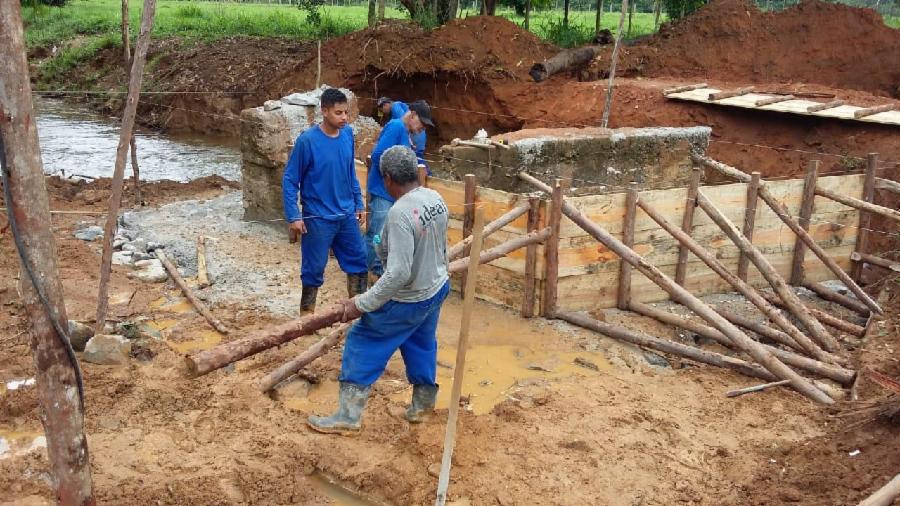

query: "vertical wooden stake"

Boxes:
[737, 171, 761, 282]
[0, 2, 95, 502]
[461, 174, 477, 297]
[196, 235, 210, 288]
[543, 179, 564, 317]
[417, 164, 428, 188]
[617, 183, 638, 310]
[675, 167, 701, 287]
[851, 153, 878, 282]
[790, 160, 819, 285]
[522, 196, 541, 318]
[600, 0, 628, 128]
[95, 0, 157, 330]
[315, 39, 322, 89]
[435, 208, 485, 506]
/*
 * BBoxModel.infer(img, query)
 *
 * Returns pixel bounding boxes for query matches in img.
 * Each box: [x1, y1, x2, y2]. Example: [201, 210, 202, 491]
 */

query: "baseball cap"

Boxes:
[376, 96, 392, 108]
[408, 100, 435, 127]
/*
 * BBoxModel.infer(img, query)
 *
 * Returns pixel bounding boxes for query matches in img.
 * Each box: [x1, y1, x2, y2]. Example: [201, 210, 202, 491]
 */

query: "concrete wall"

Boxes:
[437, 126, 711, 194]
[240, 86, 381, 221]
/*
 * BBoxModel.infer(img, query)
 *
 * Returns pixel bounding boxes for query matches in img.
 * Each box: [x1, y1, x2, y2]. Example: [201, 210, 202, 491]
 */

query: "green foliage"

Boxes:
[295, 0, 325, 27]
[37, 32, 120, 85]
[662, 0, 706, 20]
[535, 16, 594, 47]
[175, 4, 204, 19]
[412, 7, 441, 30]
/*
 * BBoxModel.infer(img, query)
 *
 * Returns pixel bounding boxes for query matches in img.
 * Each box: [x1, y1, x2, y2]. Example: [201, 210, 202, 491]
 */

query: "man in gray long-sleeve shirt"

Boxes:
[308, 146, 450, 435]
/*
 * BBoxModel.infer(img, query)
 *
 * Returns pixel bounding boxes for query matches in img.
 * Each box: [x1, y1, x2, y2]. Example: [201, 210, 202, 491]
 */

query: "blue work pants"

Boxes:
[365, 195, 393, 276]
[300, 215, 367, 287]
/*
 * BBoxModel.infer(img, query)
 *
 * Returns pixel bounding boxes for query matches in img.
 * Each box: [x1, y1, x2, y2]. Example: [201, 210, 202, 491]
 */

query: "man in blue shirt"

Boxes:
[282, 88, 368, 316]
[366, 99, 434, 280]
[376, 97, 428, 166]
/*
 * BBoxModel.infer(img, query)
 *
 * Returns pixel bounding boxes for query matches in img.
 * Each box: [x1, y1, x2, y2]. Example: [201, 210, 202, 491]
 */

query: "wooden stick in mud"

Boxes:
[617, 184, 638, 310]
[258, 323, 351, 393]
[543, 179, 565, 317]
[155, 250, 230, 335]
[760, 291, 866, 338]
[692, 154, 882, 315]
[435, 208, 486, 506]
[857, 474, 900, 506]
[737, 172, 761, 282]
[518, 172, 834, 405]
[852, 154, 879, 281]
[790, 161, 819, 285]
[852, 251, 900, 273]
[637, 199, 829, 360]
[726, 380, 791, 398]
[674, 168, 701, 287]
[696, 192, 842, 354]
[802, 280, 870, 316]
[95, 0, 157, 331]
[196, 235, 210, 288]
[447, 201, 529, 260]
[521, 196, 541, 318]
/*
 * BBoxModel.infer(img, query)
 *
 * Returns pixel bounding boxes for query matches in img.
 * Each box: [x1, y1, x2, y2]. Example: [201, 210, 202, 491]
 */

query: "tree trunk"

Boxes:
[368, 0, 376, 26]
[564, 0, 570, 27]
[529, 45, 604, 82]
[627, 0, 634, 37]
[378, 0, 385, 19]
[0, 3, 95, 503]
[525, 0, 531, 29]
[595, 0, 604, 33]
[654, 0, 661, 29]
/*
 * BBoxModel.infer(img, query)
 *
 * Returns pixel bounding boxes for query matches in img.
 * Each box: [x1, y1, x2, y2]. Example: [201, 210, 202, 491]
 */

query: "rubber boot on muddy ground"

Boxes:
[307, 382, 370, 435]
[347, 273, 368, 298]
[406, 384, 439, 423]
[300, 285, 318, 317]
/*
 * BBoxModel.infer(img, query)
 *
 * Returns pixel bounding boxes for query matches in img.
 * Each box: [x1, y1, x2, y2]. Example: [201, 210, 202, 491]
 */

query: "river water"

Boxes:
[35, 98, 242, 182]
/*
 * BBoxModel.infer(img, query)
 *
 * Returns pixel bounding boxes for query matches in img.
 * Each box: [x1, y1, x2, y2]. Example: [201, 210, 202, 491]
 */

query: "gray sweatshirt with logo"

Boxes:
[355, 187, 449, 313]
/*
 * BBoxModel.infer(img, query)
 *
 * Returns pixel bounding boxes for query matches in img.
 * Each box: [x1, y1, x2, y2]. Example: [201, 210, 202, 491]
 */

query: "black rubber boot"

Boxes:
[347, 273, 368, 298]
[307, 382, 370, 435]
[300, 285, 318, 316]
[405, 384, 439, 423]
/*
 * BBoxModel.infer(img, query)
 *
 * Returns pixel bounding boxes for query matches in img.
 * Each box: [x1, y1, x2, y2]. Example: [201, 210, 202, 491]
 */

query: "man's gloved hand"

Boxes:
[288, 220, 307, 243]
[340, 297, 363, 323]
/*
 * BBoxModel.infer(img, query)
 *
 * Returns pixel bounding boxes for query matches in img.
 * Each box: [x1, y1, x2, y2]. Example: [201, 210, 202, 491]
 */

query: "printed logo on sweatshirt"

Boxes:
[411, 201, 448, 232]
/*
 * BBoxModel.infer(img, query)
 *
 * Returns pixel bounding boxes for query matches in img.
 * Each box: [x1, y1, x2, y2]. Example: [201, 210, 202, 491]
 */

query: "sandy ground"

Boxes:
[0, 178, 897, 505]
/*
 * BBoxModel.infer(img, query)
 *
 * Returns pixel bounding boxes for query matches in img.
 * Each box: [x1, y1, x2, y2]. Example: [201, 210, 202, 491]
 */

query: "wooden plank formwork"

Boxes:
[355, 163, 863, 313]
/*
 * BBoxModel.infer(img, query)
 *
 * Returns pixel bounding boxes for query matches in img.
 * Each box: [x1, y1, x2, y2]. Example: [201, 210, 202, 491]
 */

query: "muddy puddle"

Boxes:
[145, 296, 223, 354]
[35, 98, 240, 182]
[0, 428, 45, 460]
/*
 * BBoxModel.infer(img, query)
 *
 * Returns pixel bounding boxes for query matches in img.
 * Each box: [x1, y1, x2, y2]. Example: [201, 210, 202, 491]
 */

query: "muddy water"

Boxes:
[35, 98, 241, 182]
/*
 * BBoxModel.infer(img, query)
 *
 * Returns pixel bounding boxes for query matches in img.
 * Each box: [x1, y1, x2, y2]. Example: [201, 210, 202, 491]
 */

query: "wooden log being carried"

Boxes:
[518, 172, 834, 404]
[692, 154, 882, 315]
[529, 45, 604, 82]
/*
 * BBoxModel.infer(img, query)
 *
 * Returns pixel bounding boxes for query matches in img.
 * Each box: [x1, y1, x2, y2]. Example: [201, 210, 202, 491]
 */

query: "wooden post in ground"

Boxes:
[121, 0, 142, 206]
[675, 168, 701, 287]
[435, 208, 486, 506]
[196, 236, 210, 288]
[543, 179, 565, 317]
[737, 172, 761, 282]
[853, 153, 877, 284]
[790, 160, 819, 285]
[0, 3, 95, 502]
[696, 192, 842, 353]
[618, 184, 638, 310]
[522, 196, 541, 318]
[518, 172, 834, 404]
[600, 0, 628, 128]
[461, 174, 477, 298]
[95, 0, 157, 331]
[692, 154, 882, 315]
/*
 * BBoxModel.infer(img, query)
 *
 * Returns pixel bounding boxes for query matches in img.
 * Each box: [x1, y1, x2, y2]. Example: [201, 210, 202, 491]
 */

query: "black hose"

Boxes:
[0, 130, 85, 410]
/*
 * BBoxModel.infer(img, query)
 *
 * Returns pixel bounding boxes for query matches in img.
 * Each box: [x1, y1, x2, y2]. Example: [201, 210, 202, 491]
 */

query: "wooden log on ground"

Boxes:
[558, 311, 776, 382]
[692, 154, 882, 315]
[738, 172, 761, 282]
[708, 86, 753, 101]
[713, 307, 801, 352]
[755, 95, 795, 106]
[760, 291, 866, 337]
[258, 323, 351, 393]
[696, 192, 842, 353]
[853, 104, 896, 119]
[447, 201, 529, 260]
[629, 302, 855, 385]
[807, 100, 844, 113]
[852, 154, 878, 282]
[675, 168, 701, 287]
[726, 380, 791, 398]
[663, 83, 708, 94]
[637, 198, 828, 360]
[522, 196, 541, 318]
[857, 474, 900, 506]
[875, 177, 900, 195]
[543, 180, 564, 317]
[852, 252, 900, 273]
[529, 45, 603, 82]
[448, 227, 550, 273]
[790, 161, 819, 285]
[196, 235, 210, 288]
[618, 184, 638, 310]
[156, 250, 230, 335]
[802, 281, 870, 316]
[519, 172, 834, 404]
[816, 186, 900, 225]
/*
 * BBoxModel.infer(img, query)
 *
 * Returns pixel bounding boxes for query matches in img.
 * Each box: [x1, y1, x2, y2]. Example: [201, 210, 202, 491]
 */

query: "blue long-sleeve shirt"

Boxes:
[282, 125, 363, 223]
[389, 102, 427, 165]
[368, 118, 414, 203]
